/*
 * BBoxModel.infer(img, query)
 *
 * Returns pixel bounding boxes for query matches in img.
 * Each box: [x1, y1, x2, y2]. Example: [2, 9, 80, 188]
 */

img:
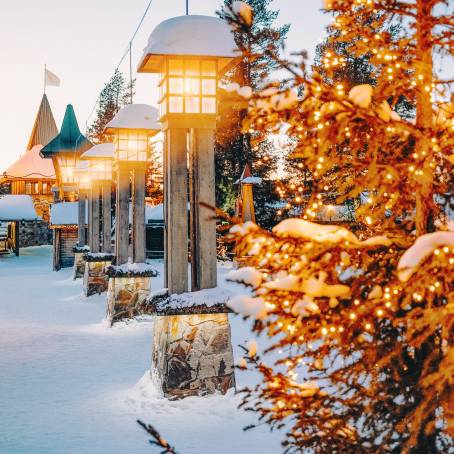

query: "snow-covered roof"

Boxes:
[0, 195, 40, 221]
[146, 203, 164, 221]
[50, 202, 87, 226]
[3, 145, 56, 180]
[138, 15, 237, 73]
[81, 143, 115, 160]
[105, 105, 160, 132]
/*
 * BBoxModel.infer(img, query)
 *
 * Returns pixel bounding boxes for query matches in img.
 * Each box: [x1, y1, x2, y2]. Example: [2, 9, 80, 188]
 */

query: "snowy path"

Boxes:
[0, 247, 282, 454]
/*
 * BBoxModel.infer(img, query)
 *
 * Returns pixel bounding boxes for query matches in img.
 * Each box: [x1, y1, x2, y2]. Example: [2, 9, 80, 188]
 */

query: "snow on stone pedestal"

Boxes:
[83, 253, 114, 297]
[152, 313, 235, 398]
[105, 263, 158, 323]
[73, 246, 89, 279]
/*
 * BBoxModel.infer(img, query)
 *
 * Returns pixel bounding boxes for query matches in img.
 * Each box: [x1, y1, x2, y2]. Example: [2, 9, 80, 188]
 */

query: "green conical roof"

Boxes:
[40, 104, 92, 158]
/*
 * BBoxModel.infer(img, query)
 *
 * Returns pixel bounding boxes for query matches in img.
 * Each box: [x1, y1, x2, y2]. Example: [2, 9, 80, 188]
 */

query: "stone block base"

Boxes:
[83, 260, 111, 297]
[152, 313, 235, 398]
[106, 276, 151, 323]
[73, 252, 86, 280]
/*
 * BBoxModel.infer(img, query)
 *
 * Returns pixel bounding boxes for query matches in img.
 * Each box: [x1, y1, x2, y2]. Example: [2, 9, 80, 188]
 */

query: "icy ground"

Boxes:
[0, 246, 282, 454]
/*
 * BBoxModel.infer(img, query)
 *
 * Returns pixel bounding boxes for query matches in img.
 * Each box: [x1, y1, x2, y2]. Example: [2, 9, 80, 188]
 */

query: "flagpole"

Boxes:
[44, 64, 46, 95]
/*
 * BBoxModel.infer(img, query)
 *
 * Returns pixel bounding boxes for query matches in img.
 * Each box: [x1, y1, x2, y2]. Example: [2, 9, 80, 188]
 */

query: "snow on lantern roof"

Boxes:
[81, 143, 115, 160]
[0, 195, 40, 221]
[234, 164, 262, 185]
[105, 104, 160, 132]
[3, 145, 56, 181]
[137, 15, 237, 73]
[50, 202, 87, 226]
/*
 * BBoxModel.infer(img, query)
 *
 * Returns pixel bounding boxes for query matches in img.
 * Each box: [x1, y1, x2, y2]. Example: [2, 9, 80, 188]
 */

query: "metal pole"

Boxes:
[129, 42, 133, 104]
[186, 0, 188, 15]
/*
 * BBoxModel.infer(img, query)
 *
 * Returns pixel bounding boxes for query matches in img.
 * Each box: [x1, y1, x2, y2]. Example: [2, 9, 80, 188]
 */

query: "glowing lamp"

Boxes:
[80, 143, 114, 181]
[74, 160, 91, 190]
[137, 15, 237, 127]
[105, 105, 160, 163]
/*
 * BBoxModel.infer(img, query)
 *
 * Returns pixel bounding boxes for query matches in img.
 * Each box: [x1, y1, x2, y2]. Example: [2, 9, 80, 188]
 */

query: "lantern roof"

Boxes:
[26, 94, 58, 151]
[81, 143, 115, 160]
[105, 104, 160, 132]
[138, 15, 237, 73]
[234, 163, 262, 185]
[40, 104, 92, 158]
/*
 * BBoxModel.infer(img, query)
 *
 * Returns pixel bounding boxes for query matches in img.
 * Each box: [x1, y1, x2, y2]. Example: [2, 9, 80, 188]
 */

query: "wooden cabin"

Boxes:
[0, 94, 58, 222]
[50, 202, 87, 270]
[0, 195, 40, 255]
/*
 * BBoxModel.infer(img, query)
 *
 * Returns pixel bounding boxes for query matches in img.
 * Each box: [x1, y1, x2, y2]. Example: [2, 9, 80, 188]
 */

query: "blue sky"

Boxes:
[0, 0, 330, 171]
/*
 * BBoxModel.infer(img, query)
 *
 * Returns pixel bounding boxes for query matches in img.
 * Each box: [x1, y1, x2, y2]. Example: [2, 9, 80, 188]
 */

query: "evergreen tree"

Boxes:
[216, 0, 289, 228]
[87, 70, 134, 143]
[226, 0, 453, 452]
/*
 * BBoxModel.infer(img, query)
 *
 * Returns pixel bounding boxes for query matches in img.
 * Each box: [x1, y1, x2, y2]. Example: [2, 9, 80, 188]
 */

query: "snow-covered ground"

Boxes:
[0, 246, 282, 454]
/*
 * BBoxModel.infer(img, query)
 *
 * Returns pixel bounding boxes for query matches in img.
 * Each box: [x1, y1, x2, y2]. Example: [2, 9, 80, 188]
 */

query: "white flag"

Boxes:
[45, 68, 60, 87]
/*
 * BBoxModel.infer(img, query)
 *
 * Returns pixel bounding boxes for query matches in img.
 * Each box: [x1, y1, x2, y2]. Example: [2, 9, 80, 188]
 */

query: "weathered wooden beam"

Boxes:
[164, 128, 188, 294]
[241, 183, 256, 223]
[132, 166, 146, 263]
[101, 182, 112, 253]
[115, 163, 130, 265]
[189, 128, 217, 291]
[78, 189, 87, 246]
[88, 181, 100, 252]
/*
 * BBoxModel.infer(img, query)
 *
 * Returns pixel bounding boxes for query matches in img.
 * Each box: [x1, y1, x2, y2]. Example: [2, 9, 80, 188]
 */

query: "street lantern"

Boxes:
[40, 104, 92, 201]
[56, 154, 78, 185]
[81, 143, 115, 181]
[74, 160, 91, 190]
[138, 15, 237, 294]
[105, 106, 159, 163]
[81, 143, 115, 254]
[138, 15, 236, 127]
[105, 104, 160, 265]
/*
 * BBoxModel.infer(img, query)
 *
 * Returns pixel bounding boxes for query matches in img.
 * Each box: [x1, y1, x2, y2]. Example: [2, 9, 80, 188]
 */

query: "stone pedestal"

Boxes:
[83, 254, 114, 297]
[152, 313, 235, 398]
[106, 275, 152, 323]
[73, 251, 87, 279]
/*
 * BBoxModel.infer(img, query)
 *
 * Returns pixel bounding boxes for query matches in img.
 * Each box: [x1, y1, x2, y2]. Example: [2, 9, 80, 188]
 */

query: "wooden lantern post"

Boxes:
[74, 160, 90, 247]
[104, 105, 160, 265]
[80, 143, 115, 253]
[138, 14, 237, 294]
[138, 15, 238, 398]
[80, 144, 116, 296]
[102, 105, 160, 322]
[39, 104, 92, 272]
[235, 164, 261, 223]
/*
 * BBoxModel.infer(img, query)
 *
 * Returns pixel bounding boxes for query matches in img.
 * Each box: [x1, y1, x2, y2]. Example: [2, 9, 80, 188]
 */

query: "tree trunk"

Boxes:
[414, 0, 435, 236]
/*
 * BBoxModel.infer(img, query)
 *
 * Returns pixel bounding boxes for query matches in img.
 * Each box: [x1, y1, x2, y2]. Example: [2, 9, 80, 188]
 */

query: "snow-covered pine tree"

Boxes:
[216, 0, 289, 228]
[224, 1, 454, 452]
[87, 70, 134, 143]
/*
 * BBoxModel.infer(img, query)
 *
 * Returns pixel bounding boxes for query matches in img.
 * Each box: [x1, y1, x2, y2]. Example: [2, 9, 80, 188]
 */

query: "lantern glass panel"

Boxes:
[158, 57, 219, 118]
[169, 77, 184, 94]
[115, 129, 149, 162]
[90, 158, 112, 181]
[202, 79, 216, 95]
[169, 96, 184, 113]
[201, 97, 216, 114]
